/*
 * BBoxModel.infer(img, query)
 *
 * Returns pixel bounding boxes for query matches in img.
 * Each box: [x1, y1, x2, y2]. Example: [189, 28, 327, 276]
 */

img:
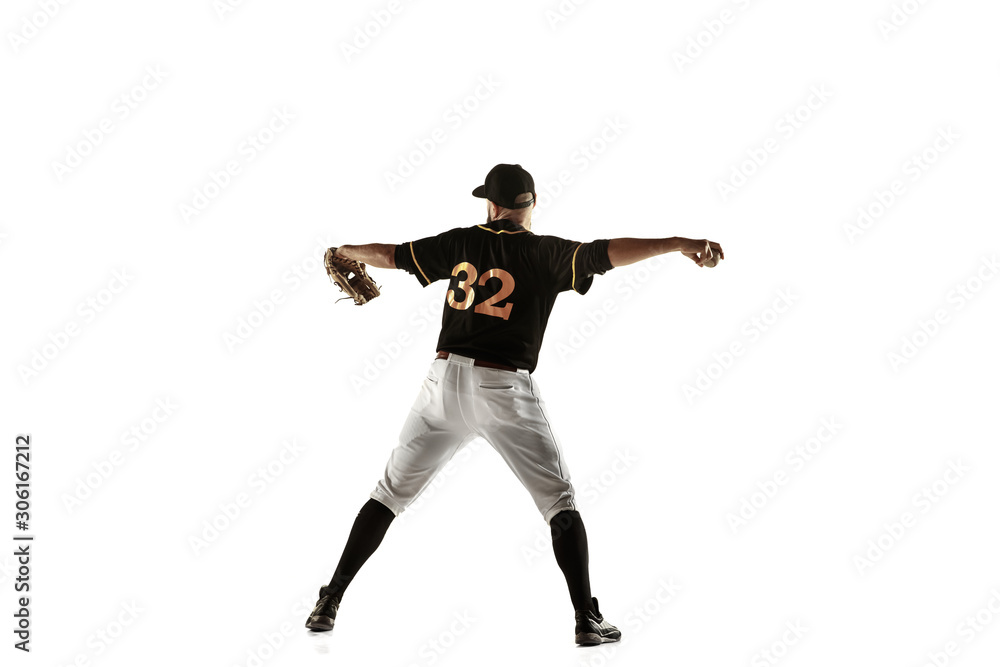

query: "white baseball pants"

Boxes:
[371, 352, 577, 525]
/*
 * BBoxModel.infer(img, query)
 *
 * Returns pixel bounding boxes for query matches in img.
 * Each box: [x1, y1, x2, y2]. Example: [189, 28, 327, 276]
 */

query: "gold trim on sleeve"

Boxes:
[410, 242, 431, 285]
[571, 243, 582, 293]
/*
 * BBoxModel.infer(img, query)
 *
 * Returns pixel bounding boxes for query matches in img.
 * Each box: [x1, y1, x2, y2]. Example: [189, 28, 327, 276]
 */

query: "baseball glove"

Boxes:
[325, 247, 380, 305]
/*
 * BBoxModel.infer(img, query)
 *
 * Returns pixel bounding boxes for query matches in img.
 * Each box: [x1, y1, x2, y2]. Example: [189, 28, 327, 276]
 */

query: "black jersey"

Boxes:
[395, 218, 614, 373]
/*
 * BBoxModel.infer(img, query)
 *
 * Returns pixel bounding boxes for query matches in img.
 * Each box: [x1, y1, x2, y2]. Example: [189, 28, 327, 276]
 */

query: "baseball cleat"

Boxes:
[574, 597, 621, 646]
[305, 586, 340, 632]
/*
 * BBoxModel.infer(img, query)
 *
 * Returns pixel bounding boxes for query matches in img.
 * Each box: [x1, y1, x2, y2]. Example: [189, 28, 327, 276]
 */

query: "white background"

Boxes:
[2, 0, 999, 665]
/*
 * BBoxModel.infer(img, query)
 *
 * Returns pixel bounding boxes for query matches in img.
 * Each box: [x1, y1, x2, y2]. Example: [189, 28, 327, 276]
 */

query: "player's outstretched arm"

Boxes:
[607, 237, 723, 268]
[335, 243, 397, 269]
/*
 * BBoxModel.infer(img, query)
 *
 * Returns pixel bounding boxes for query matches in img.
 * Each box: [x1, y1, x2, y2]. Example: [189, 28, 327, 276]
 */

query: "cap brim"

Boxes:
[471, 185, 487, 198]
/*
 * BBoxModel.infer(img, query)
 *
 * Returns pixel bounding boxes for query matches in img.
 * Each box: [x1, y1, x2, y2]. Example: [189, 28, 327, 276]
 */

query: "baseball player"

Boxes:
[306, 163, 723, 646]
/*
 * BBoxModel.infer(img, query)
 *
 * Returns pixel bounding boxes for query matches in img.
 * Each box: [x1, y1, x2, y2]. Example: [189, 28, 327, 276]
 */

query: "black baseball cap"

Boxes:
[472, 164, 535, 209]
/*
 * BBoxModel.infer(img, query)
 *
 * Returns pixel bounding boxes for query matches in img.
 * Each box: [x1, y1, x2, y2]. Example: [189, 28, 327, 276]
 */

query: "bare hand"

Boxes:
[676, 238, 724, 267]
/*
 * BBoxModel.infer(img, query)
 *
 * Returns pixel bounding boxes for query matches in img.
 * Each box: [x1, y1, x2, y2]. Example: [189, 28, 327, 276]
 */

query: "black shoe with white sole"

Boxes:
[305, 586, 339, 632]
[574, 597, 621, 646]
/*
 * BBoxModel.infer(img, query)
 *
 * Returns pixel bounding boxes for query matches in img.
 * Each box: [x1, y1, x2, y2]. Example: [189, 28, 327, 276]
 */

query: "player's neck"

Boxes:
[492, 216, 531, 232]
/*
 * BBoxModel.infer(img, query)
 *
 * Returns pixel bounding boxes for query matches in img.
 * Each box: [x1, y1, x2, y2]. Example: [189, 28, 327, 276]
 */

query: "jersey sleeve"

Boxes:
[537, 236, 614, 295]
[394, 229, 460, 288]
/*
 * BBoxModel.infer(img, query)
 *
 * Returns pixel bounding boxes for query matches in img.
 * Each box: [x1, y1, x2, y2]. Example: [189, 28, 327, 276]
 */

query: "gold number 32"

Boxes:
[446, 262, 515, 320]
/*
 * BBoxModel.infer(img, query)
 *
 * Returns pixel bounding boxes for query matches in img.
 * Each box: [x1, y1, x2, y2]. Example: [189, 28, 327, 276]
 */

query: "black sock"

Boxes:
[550, 510, 596, 613]
[326, 498, 395, 603]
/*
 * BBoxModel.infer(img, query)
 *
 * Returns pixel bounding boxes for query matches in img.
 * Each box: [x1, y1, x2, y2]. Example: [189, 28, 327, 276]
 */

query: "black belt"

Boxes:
[436, 350, 518, 373]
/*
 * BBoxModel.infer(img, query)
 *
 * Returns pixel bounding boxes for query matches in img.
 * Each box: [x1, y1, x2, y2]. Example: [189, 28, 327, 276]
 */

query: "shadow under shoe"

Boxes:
[574, 597, 622, 646]
[305, 586, 340, 632]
